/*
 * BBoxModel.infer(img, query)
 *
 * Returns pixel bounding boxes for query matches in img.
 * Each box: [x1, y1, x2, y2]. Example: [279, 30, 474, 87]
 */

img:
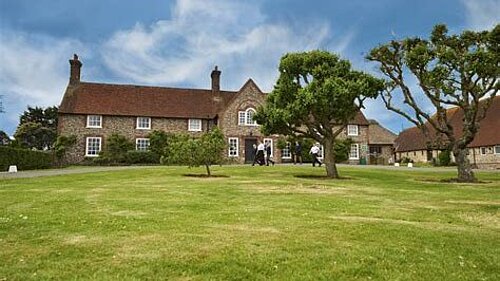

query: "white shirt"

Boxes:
[257, 143, 265, 151]
[310, 145, 320, 154]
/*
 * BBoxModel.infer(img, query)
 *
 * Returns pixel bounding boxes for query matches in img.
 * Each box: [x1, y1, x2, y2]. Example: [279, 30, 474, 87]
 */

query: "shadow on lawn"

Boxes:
[294, 174, 354, 180]
[183, 174, 229, 178]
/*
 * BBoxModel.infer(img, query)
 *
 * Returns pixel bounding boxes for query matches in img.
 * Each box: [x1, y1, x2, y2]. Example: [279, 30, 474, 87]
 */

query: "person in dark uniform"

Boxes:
[265, 143, 275, 166]
[251, 143, 258, 166]
[294, 141, 302, 164]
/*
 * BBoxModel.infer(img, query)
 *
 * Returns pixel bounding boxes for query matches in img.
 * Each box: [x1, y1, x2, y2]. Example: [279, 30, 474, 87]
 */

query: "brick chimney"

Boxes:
[211, 66, 221, 93]
[69, 54, 82, 84]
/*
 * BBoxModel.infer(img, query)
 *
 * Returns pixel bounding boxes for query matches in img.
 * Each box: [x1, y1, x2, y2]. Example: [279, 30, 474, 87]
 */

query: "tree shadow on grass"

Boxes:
[294, 174, 354, 180]
[183, 174, 229, 178]
[416, 178, 490, 184]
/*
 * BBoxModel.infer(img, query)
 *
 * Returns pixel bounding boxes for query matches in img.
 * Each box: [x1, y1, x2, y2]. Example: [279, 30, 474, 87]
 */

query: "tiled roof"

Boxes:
[368, 120, 397, 144]
[59, 80, 371, 125]
[394, 96, 500, 152]
[59, 82, 238, 119]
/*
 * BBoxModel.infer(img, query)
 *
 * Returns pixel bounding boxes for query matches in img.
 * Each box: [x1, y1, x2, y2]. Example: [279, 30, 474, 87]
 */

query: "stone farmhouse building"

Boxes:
[58, 54, 394, 165]
[394, 96, 500, 169]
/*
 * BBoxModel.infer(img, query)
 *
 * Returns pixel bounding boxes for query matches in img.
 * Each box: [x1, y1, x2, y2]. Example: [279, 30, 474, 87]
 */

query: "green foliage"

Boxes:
[254, 50, 383, 177]
[333, 138, 354, 163]
[0, 130, 10, 146]
[367, 24, 499, 182]
[14, 105, 59, 150]
[97, 133, 134, 164]
[125, 150, 160, 164]
[0, 146, 52, 171]
[53, 135, 77, 159]
[437, 150, 451, 166]
[148, 130, 172, 158]
[165, 128, 225, 176]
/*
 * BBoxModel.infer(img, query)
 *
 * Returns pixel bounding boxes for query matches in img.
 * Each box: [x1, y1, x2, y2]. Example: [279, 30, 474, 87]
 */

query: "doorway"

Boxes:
[244, 138, 257, 163]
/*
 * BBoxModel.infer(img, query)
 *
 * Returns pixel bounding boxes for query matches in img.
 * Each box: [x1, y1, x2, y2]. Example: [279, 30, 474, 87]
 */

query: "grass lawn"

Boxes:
[1, 165, 499, 280]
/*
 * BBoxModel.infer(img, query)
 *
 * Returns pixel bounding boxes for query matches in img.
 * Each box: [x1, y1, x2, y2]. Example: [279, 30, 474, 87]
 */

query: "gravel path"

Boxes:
[0, 164, 497, 180]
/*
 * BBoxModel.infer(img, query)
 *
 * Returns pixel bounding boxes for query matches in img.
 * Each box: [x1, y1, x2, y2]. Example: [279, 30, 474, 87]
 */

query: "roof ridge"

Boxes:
[79, 81, 238, 94]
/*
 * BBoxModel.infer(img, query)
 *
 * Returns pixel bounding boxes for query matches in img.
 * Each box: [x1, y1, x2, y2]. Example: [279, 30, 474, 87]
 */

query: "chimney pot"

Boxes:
[211, 65, 221, 93]
[69, 53, 82, 84]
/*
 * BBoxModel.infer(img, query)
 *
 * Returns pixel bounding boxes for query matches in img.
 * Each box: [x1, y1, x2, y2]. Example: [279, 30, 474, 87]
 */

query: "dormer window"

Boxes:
[136, 117, 151, 130]
[86, 115, 102, 128]
[238, 108, 258, 126]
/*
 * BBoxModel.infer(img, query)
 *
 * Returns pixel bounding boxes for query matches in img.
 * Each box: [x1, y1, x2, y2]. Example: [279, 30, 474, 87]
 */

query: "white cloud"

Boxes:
[101, 0, 344, 92]
[462, 0, 500, 31]
[0, 30, 88, 133]
[0, 31, 87, 106]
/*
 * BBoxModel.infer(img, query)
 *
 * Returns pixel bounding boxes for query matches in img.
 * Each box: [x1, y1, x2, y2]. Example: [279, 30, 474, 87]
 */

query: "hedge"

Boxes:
[0, 146, 53, 171]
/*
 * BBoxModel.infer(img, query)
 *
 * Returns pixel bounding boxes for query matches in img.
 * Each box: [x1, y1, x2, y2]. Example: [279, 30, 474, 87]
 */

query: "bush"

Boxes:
[97, 133, 134, 164]
[0, 146, 53, 171]
[125, 150, 160, 164]
[438, 150, 451, 166]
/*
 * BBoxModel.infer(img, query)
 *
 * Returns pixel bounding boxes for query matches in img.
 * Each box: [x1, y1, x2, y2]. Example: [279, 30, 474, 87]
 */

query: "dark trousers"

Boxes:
[253, 150, 265, 166]
[312, 153, 322, 167]
[266, 153, 275, 166]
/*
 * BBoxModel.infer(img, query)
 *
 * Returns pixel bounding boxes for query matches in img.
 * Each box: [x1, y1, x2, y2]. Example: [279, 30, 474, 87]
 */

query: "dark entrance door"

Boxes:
[244, 138, 257, 163]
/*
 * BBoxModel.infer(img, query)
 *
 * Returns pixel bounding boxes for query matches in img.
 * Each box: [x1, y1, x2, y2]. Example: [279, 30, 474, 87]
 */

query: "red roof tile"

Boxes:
[394, 96, 500, 152]
[59, 82, 237, 119]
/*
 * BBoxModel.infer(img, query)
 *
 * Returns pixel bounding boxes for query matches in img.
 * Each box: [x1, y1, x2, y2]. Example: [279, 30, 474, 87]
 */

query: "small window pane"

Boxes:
[495, 146, 500, 154]
[349, 144, 359, 159]
[136, 138, 150, 151]
[86, 137, 101, 156]
[137, 117, 151, 129]
[228, 138, 238, 157]
[87, 115, 102, 128]
[188, 119, 202, 131]
[347, 125, 358, 136]
[281, 142, 291, 159]
[238, 112, 246, 125]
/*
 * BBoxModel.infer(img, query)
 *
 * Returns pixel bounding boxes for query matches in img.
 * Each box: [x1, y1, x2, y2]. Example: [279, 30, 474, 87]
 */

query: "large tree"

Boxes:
[14, 106, 58, 149]
[255, 50, 383, 178]
[367, 24, 499, 182]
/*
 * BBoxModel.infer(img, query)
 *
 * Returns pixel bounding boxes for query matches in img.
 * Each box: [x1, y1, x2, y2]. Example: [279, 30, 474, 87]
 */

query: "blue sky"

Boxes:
[1, 0, 498, 135]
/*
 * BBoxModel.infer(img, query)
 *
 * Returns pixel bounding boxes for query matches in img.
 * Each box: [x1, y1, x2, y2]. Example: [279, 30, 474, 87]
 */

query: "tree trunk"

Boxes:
[453, 147, 476, 182]
[323, 138, 340, 178]
[205, 164, 211, 177]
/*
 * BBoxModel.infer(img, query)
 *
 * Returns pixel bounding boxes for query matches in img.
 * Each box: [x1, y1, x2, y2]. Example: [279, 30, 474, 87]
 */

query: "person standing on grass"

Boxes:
[265, 143, 275, 166]
[294, 141, 302, 165]
[309, 143, 322, 167]
[256, 141, 266, 166]
[251, 143, 258, 166]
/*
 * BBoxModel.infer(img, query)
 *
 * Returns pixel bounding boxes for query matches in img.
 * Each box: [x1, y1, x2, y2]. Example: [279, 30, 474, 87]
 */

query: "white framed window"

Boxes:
[188, 119, 202, 132]
[347, 125, 359, 136]
[228, 137, 239, 157]
[480, 147, 493, 155]
[349, 144, 359, 160]
[136, 117, 151, 129]
[281, 142, 292, 159]
[86, 115, 102, 128]
[136, 138, 150, 151]
[495, 145, 500, 155]
[318, 145, 324, 159]
[238, 108, 258, 126]
[264, 138, 273, 157]
[85, 137, 101, 157]
[238, 111, 246, 125]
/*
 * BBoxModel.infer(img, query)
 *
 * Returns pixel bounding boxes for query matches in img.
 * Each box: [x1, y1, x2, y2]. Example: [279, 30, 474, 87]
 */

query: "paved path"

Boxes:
[0, 166, 161, 179]
[1, 164, 497, 180]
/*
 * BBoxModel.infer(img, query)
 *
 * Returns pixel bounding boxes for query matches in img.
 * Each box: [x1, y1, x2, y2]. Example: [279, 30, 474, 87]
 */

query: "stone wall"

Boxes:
[58, 114, 208, 163]
[218, 81, 281, 163]
[395, 146, 500, 169]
